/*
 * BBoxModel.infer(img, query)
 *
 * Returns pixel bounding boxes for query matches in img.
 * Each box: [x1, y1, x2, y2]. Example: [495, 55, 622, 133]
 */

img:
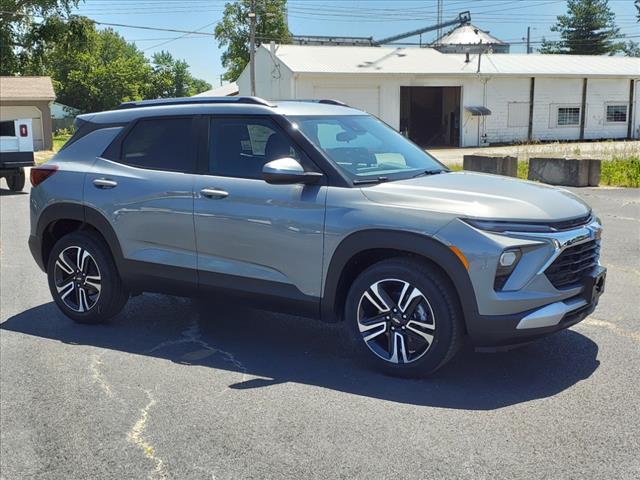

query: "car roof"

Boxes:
[80, 97, 366, 125]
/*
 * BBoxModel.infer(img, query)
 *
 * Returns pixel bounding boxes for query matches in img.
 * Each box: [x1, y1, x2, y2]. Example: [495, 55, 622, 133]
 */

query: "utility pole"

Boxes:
[436, 0, 443, 41]
[526, 26, 531, 54]
[249, 0, 257, 96]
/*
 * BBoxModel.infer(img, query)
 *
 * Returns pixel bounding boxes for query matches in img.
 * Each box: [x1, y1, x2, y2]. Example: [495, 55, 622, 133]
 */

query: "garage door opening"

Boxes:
[400, 86, 461, 147]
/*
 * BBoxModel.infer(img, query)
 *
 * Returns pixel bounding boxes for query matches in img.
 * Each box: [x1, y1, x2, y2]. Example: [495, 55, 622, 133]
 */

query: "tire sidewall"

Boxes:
[47, 231, 124, 323]
[7, 170, 25, 191]
[345, 259, 458, 377]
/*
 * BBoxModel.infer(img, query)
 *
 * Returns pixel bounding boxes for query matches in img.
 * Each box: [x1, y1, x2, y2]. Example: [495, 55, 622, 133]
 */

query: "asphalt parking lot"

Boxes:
[1, 180, 639, 479]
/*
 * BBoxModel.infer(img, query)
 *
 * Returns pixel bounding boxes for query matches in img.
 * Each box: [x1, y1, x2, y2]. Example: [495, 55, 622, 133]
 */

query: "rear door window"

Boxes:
[121, 117, 197, 172]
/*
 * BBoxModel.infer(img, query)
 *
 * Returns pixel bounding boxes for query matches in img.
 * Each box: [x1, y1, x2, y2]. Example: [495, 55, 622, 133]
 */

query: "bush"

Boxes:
[600, 157, 640, 188]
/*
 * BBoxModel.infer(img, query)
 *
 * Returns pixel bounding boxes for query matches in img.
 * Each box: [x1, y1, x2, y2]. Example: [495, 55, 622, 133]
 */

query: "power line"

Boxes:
[142, 20, 218, 52]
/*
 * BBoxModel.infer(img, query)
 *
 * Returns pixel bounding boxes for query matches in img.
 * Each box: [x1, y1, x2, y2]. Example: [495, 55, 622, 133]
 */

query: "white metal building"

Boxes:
[237, 45, 640, 147]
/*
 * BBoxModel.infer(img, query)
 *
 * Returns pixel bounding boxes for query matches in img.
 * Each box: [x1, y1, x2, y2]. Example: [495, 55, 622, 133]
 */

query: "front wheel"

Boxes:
[47, 231, 128, 324]
[345, 258, 463, 377]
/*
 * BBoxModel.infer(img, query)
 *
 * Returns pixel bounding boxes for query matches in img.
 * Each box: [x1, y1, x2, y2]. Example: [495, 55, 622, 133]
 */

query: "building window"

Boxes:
[606, 104, 627, 123]
[557, 107, 580, 126]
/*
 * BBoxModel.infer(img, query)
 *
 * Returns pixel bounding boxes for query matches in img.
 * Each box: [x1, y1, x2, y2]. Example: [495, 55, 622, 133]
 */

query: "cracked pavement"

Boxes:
[1, 182, 639, 479]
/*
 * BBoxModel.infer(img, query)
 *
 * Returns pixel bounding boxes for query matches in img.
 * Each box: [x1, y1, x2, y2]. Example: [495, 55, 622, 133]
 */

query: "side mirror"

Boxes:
[262, 157, 323, 185]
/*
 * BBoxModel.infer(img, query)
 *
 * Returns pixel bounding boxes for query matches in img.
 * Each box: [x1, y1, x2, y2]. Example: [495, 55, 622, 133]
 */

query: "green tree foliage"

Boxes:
[0, 0, 79, 74]
[622, 41, 640, 57]
[539, 0, 623, 55]
[214, 0, 290, 81]
[147, 51, 211, 98]
[2, 5, 210, 112]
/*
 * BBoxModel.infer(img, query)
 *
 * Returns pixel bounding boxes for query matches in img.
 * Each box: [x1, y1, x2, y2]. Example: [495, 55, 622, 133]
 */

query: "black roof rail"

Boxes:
[284, 99, 350, 107]
[117, 96, 275, 109]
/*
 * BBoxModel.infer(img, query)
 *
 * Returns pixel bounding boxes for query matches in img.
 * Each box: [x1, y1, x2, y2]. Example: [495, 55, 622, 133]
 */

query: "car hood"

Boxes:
[360, 171, 591, 221]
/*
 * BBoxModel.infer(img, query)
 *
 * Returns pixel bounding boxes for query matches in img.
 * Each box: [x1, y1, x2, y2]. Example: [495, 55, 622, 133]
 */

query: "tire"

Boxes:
[344, 257, 463, 377]
[7, 169, 25, 191]
[47, 231, 129, 324]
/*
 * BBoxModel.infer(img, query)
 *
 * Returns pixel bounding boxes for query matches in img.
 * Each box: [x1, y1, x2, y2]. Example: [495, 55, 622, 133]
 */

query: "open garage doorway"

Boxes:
[400, 86, 461, 147]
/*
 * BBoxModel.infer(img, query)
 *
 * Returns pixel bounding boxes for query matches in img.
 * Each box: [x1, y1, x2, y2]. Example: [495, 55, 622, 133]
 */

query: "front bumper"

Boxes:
[436, 215, 605, 346]
[469, 269, 604, 346]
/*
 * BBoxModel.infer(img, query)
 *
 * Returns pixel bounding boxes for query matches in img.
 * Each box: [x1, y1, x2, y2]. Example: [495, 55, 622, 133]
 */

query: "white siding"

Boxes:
[242, 52, 640, 146]
[584, 78, 632, 140]
[483, 77, 531, 144]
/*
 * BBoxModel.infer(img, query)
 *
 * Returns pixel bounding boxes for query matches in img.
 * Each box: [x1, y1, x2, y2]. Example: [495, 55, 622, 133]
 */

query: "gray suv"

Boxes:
[28, 97, 606, 376]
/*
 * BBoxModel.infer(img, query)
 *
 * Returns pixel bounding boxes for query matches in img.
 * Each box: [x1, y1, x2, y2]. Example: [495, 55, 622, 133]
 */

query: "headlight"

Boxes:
[494, 248, 522, 290]
[463, 218, 556, 233]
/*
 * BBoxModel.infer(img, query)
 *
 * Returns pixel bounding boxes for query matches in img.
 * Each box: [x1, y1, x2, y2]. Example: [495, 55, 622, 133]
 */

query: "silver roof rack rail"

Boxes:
[117, 96, 275, 109]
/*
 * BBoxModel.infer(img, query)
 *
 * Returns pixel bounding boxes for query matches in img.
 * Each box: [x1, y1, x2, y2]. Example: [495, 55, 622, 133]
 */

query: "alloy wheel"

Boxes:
[357, 278, 435, 364]
[53, 246, 102, 313]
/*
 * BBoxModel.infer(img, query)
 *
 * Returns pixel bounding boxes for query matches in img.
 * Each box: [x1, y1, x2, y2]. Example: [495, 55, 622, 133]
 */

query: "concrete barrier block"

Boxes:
[528, 157, 594, 187]
[463, 155, 518, 177]
[588, 159, 601, 186]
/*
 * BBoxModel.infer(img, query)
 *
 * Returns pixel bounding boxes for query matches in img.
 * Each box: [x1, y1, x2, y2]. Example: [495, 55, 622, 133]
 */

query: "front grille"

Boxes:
[549, 213, 593, 231]
[545, 240, 600, 289]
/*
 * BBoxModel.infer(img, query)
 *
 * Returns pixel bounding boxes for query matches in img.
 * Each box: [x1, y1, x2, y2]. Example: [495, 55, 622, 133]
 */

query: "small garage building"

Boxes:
[0, 76, 55, 151]
[238, 45, 640, 147]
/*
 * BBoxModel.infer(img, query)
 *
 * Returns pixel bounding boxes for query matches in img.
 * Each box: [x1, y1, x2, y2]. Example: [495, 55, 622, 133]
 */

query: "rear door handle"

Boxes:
[200, 188, 229, 199]
[93, 178, 118, 189]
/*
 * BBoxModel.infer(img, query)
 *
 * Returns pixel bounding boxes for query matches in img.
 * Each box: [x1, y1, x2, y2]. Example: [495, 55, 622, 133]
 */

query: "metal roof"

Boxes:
[194, 82, 239, 97]
[434, 23, 506, 46]
[264, 44, 640, 78]
[0, 76, 55, 101]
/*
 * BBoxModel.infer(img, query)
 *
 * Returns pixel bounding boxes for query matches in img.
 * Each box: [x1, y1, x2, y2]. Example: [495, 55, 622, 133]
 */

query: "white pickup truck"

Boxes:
[0, 118, 35, 191]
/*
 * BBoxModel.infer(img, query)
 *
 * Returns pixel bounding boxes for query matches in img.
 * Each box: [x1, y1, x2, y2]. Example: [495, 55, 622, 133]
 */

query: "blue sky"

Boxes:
[73, 0, 639, 87]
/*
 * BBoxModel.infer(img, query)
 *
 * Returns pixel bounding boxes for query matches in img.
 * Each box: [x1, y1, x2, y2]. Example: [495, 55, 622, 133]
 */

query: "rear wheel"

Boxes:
[47, 231, 128, 324]
[7, 169, 25, 191]
[345, 258, 463, 377]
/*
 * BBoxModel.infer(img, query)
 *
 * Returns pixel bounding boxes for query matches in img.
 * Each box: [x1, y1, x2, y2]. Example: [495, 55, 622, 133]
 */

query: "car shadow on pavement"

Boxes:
[1, 293, 600, 410]
[0, 187, 28, 196]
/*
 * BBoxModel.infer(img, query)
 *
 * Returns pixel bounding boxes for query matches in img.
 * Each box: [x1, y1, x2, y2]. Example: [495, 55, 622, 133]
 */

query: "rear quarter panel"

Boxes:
[30, 127, 123, 237]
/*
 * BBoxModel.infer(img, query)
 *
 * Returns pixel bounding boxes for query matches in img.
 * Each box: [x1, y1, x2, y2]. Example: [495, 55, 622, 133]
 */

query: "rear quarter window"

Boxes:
[121, 117, 197, 173]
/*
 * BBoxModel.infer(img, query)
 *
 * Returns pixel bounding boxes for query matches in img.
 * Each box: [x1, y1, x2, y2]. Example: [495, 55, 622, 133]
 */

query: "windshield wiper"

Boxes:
[353, 176, 389, 185]
[411, 169, 448, 178]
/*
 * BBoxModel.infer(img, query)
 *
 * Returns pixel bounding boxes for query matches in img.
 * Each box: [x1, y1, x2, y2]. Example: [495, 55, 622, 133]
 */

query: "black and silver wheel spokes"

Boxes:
[357, 279, 435, 364]
[54, 246, 102, 313]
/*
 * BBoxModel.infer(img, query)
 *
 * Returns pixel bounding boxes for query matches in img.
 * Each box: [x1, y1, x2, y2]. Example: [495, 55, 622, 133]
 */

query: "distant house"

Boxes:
[50, 102, 80, 119]
[239, 44, 640, 147]
[0, 76, 55, 151]
[194, 82, 239, 97]
[50, 102, 80, 132]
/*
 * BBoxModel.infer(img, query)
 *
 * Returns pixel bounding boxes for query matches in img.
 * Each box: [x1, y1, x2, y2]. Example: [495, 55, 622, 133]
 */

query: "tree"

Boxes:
[539, 0, 623, 55]
[51, 27, 153, 112]
[0, 0, 79, 74]
[147, 51, 211, 98]
[214, 0, 290, 81]
[622, 41, 640, 57]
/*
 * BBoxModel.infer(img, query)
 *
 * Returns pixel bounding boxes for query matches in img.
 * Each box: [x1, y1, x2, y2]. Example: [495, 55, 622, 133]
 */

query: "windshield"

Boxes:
[290, 115, 445, 180]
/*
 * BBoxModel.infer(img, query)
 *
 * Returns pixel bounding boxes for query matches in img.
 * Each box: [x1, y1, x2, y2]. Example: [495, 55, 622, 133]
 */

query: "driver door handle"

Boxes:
[93, 178, 118, 189]
[200, 187, 229, 199]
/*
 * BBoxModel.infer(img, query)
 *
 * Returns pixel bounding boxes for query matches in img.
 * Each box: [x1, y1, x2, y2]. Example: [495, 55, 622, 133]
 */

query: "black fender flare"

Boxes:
[36, 203, 125, 271]
[321, 229, 479, 327]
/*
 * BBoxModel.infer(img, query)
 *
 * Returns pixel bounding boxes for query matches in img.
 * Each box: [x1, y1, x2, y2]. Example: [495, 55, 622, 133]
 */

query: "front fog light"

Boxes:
[495, 248, 522, 290]
[499, 251, 518, 267]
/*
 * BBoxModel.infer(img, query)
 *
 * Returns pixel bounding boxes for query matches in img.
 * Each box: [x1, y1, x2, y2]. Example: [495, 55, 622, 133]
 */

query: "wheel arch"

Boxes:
[36, 203, 125, 272]
[321, 229, 479, 329]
